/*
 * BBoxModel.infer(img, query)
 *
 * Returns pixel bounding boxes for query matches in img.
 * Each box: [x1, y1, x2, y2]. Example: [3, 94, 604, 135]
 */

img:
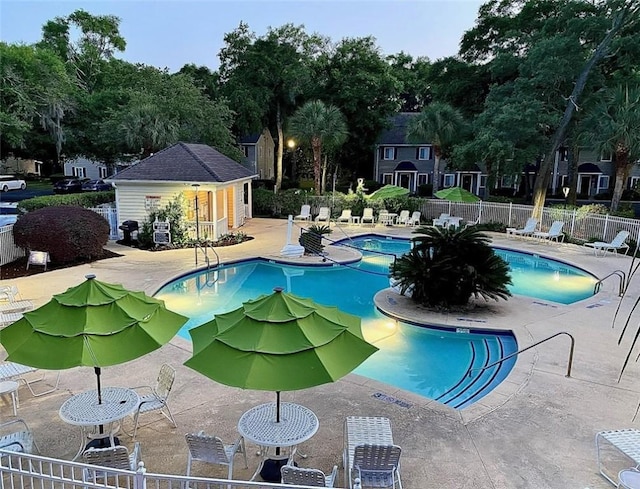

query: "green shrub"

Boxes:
[299, 224, 331, 254]
[12, 206, 110, 264]
[137, 193, 191, 248]
[252, 188, 277, 216]
[18, 191, 115, 212]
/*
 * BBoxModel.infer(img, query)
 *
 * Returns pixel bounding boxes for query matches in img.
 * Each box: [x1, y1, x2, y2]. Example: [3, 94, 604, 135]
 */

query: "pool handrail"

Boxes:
[594, 269, 626, 297]
[469, 331, 575, 378]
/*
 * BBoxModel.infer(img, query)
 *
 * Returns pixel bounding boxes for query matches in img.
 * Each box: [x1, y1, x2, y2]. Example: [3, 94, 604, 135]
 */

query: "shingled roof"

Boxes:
[111, 142, 256, 182]
[378, 112, 427, 145]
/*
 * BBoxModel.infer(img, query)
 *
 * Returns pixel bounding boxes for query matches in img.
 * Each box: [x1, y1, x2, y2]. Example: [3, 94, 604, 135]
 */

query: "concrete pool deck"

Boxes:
[2, 217, 640, 488]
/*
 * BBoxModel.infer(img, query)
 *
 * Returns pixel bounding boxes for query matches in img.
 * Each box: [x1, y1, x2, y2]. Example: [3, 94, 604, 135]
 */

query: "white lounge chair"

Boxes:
[315, 207, 331, 223]
[507, 218, 538, 238]
[432, 213, 450, 227]
[336, 209, 353, 225]
[396, 210, 410, 226]
[294, 205, 312, 222]
[0, 419, 39, 454]
[584, 230, 630, 256]
[0, 285, 21, 302]
[281, 462, 338, 487]
[185, 432, 247, 480]
[407, 211, 421, 227]
[351, 444, 402, 489]
[129, 364, 177, 440]
[361, 208, 375, 226]
[533, 221, 565, 242]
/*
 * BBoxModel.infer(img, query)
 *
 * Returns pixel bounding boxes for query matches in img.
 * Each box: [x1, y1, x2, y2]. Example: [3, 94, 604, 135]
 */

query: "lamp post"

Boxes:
[562, 186, 570, 205]
[287, 138, 297, 181]
[192, 183, 200, 241]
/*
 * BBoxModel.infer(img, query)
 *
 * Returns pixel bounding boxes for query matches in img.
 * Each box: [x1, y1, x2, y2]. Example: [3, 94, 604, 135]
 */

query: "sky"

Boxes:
[0, 0, 485, 73]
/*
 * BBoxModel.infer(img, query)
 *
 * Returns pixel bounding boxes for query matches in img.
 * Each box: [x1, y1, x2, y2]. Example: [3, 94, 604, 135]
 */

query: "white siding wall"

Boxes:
[114, 183, 187, 234]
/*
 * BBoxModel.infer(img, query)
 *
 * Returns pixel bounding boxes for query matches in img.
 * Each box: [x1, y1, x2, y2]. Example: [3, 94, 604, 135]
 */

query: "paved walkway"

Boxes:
[1, 218, 640, 488]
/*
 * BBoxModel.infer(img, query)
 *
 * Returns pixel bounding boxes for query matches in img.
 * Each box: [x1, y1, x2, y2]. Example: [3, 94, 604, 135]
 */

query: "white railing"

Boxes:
[0, 449, 342, 489]
[0, 224, 25, 266]
[91, 206, 119, 239]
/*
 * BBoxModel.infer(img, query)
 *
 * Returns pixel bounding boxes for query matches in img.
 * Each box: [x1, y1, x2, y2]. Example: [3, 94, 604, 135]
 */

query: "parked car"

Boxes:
[0, 175, 27, 192]
[53, 178, 86, 194]
[82, 179, 113, 192]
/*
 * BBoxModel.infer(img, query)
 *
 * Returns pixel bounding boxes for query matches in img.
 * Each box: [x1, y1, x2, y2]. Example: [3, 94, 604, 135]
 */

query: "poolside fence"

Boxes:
[2, 201, 640, 267]
[0, 449, 339, 489]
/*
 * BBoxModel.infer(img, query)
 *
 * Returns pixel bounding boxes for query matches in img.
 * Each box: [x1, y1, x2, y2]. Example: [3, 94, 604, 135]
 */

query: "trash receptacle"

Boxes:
[119, 220, 139, 244]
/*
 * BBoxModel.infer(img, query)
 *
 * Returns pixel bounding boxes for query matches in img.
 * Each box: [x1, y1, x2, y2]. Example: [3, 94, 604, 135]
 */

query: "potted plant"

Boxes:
[299, 224, 332, 255]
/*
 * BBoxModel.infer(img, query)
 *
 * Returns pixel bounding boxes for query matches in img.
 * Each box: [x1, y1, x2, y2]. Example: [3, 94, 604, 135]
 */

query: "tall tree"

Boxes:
[407, 102, 465, 193]
[219, 23, 326, 192]
[318, 37, 402, 179]
[288, 100, 348, 195]
[581, 84, 640, 211]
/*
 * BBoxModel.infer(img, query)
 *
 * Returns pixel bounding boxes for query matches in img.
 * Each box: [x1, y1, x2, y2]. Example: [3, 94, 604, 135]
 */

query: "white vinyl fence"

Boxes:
[0, 449, 347, 489]
[2, 201, 640, 267]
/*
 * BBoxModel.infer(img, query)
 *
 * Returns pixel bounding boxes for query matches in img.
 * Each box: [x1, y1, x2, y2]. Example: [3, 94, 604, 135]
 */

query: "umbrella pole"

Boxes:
[276, 391, 281, 456]
[95, 367, 105, 435]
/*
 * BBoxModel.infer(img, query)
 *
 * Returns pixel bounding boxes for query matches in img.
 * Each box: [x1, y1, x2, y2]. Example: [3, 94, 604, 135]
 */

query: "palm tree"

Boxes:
[581, 85, 640, 212]
[407, 102, 465, 193]
[288, 100, 348, 196]
[390, 226, 511, 308]
[119, 101, 179, 158]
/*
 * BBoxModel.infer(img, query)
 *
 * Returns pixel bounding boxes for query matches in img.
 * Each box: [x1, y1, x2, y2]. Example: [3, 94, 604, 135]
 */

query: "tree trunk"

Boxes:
[531, 6, 632, 218]
[321, 154, 327, 194]
[275, 102, 283, 194]
[611, 150, 630, 212]
[312, 136, 322, 196]
[567, 144, 579, 205]
[432, 146, 442, 193]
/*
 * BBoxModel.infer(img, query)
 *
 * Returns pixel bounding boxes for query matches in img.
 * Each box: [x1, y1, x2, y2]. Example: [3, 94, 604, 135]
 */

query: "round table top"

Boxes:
[59, 386, 139, 426]
[619, 469, 640, 489]
[0, 380, 19, 394]
[238, 402, 319, 448]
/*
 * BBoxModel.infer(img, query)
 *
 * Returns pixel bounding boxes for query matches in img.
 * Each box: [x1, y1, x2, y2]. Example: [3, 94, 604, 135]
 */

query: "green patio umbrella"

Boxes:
[0, 274, 188, 404]
[434, 186, 480, 202]
[367, 184, 410, 200]
[185, 287, 378, 422]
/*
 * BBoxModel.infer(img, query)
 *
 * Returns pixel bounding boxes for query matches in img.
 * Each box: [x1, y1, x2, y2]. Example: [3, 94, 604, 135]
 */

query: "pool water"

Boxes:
[155, 236, 595, 408]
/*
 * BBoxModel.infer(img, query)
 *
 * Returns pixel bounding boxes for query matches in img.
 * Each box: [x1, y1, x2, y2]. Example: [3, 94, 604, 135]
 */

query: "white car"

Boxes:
[0, 175, 26, 192]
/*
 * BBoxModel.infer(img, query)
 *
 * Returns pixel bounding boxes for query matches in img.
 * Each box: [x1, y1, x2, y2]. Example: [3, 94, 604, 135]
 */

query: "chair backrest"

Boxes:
[410, 211, 421, 222]
[363, 208, 374, 218]
[523, 218, 538, 232]
[318, 207, 330, 219]
[612, 230, 630, 246]
[299, 205, 311, 217]
[82, 445, 133, 470]
[438, 213, 450, 220]
[185, 433, 231, 464]
[397, 210, 410, 222]
[281, 465, 327, 486]
[353, 444, 401, 472]
[548, 221, 564, 235]
[155, 364, 176, 400]
[339, 209, 352, 219]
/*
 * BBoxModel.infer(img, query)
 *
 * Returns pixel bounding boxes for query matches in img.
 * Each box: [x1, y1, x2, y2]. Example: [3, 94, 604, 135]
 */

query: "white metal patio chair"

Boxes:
[281, 461, 338, 487]
[0, 361, 60, 397]
[0, 419, 39, 454]
[294, 205, 312, 222]
[583, 230, 630, 256]
[82, 442, 141, 482]
[129, 364, 177, 440]
[432, 213, 450, 227]
[351, 444, 402, 489]
[185, 431, 247, 480]
[533, 221, 565, 242]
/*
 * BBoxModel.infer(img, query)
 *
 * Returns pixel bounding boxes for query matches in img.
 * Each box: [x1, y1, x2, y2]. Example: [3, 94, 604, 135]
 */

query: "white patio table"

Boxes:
[237, 401, 319, 481]
[59, 386, 139, 460]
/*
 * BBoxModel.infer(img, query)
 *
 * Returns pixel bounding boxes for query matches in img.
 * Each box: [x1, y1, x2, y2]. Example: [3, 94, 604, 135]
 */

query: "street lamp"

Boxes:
[192, 183, 200, 241]
[562, 186, 570, 205]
